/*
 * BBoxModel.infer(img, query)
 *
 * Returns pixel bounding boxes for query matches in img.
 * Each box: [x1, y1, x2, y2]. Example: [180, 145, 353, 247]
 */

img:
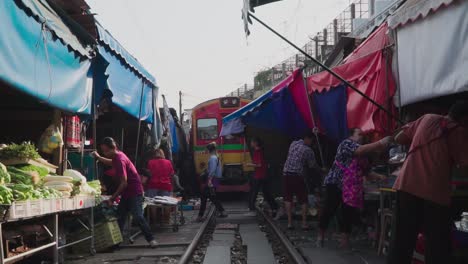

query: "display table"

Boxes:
[0, 198, 96, 264]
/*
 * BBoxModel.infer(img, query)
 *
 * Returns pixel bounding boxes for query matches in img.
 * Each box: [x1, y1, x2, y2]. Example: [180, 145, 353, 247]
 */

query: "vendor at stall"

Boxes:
[318, 128, 391, 248]
[388, 101, 468, 264]
[144, 148, 174, 197]
[93, 137, 158, 248]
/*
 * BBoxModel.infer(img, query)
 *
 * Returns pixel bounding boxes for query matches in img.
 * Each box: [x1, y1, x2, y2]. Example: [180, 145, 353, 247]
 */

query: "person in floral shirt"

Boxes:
[318, 129, 390, 249]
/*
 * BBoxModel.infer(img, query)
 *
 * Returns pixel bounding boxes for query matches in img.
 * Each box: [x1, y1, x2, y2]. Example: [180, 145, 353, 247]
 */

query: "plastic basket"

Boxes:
[8, 201, 28, 220]
[71, 220, 123, 253]
[29, 199, 42, 217]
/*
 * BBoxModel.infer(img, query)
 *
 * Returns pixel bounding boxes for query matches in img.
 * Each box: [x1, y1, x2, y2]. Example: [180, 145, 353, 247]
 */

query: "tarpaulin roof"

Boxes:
[17, 0, 93, 58]
[98, 45, 154, 123]
[221, 70, 314, 138]
[0, 0, 93, 114]
[308, 23, 395, 134]
[96, 23, 156, 86]
[94, 22, 157, 123]
[388, 0, 456, 29]
[393, 0, 468, 106]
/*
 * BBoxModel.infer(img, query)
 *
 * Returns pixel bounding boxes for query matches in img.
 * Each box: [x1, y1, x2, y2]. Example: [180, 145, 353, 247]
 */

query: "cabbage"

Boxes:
[63, 169, 86, 184]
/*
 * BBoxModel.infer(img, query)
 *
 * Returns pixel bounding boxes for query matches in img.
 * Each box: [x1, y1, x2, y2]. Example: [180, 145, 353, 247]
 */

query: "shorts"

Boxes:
[146, 189, 172, 197]
[283, 175, 308, 204]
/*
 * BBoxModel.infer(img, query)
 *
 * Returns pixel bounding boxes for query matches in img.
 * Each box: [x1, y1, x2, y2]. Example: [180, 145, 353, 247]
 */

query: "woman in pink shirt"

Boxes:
[145, 149, 174, 197]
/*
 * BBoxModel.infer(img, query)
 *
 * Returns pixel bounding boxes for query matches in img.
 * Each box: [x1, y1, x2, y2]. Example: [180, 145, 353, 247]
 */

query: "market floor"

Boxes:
[67, 210, 202, 264]
[277, 218, 386, 264]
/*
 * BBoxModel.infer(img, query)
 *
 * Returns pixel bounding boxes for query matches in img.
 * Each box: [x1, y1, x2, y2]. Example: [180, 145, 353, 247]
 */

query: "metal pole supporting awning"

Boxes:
[246, 11, 402, 125]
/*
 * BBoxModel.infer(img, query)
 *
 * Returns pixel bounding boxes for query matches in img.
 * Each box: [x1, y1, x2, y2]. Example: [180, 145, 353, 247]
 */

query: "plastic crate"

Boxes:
[29, 199, 42, 217]
[53, 198, 63, 212]
[7, 201, 28, 219]
[74, 196, 85, 210]
[71, 220, 123, 253]
[42, 199, 53, 214]
[83, 196, 96, 208]
[63, 198, 75, 211]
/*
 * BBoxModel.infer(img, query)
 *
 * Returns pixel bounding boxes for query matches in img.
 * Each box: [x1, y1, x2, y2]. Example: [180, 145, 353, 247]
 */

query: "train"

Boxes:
[190, 97, 253, 192]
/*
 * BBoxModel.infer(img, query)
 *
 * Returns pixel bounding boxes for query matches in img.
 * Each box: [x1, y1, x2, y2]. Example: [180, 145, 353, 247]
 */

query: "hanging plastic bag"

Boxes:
[38, 124, 63, 154]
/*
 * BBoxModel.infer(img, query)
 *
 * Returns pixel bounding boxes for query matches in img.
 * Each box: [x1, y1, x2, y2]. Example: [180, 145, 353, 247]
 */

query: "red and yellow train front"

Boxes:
[192, 97, 253, 192]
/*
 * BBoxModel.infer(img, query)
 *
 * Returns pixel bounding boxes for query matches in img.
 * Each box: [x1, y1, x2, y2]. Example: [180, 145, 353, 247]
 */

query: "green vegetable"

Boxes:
[7, 167, 37, 185]
[0, 185, 13, 204]
[14, 164, 48, 178]
[0, 142, 40, 160]
[87, 180, 102, 195]
[0, 162, 11, 184]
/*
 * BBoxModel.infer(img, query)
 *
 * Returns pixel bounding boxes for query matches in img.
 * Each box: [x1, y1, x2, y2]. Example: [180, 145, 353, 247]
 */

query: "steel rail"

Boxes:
[178, 207, 215, 264]
[257, 207, 307, 264]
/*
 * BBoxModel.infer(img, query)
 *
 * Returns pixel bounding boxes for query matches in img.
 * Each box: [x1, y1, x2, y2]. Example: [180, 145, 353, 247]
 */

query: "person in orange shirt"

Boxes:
[388, 101, 468, 264]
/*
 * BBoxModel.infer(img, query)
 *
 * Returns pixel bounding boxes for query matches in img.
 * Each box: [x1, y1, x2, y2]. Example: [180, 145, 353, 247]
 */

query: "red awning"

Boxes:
[307, 23, 396, 133]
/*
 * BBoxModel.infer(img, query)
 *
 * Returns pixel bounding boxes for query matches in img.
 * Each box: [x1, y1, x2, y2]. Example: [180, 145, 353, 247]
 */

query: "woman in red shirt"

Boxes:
[145, 149, 174, 197]
[246, 138, 278, 216]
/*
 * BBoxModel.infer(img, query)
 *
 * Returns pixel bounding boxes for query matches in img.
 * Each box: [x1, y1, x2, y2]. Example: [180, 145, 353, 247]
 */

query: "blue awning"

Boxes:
[94, 22, 157, 123]
[18, 0, 93, 58]
[97, 45, 154, 123]
[221, 70, 313, 138]
[0, 0, 93, 114]
[96, 23, 156, 86]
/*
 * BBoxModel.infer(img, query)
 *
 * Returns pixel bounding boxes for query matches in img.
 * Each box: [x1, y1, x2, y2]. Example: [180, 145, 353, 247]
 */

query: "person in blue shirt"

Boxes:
[197, 142, 227, 221]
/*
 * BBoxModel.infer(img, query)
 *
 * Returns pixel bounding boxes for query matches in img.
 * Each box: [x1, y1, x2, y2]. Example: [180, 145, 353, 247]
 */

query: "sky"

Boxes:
[86, 0, 350, 111]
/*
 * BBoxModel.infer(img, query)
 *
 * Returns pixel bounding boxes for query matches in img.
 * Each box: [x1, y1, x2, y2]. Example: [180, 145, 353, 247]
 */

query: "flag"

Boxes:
[242, 0, 282, 36]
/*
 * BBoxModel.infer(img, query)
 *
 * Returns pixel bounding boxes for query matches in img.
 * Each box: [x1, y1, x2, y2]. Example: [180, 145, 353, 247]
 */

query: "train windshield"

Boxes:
[197, 118, 218, 140]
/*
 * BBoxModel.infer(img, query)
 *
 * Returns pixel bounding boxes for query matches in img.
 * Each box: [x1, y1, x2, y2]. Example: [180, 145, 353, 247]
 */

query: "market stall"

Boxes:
[0, 143, 101, 263]
[0, 1, 104, 262]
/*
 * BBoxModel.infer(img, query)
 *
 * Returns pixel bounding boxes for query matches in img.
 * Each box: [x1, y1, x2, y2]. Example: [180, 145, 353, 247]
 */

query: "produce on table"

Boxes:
[9, 184, 37, 201]
[7, 167, 39, 185]
[0, 185, 13, 205]
[44, 182, 73, 191]
[0, 162, 11, 184]
[44, 175, 73, 183]
[14, 164, 49, 178]
[0, 142, 40, 160]
[37, 186, 62, 199]
[44, 174, 74, 197]
[87, 180, 102, 196]
[63, 169, 86, 184]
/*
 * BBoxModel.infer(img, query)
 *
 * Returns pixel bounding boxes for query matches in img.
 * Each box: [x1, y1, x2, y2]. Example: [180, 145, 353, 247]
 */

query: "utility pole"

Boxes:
[179, 91, 183, 122]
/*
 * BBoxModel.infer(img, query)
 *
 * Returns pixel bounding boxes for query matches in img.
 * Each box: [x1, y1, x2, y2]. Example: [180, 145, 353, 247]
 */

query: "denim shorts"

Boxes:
[146, 189, 172, 197]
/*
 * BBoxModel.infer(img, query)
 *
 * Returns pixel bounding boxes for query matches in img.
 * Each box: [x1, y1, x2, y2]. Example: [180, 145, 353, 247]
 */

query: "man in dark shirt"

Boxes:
[93, 137, 157, 247]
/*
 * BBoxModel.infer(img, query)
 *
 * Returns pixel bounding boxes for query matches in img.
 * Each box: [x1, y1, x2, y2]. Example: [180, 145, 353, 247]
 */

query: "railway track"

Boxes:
[178, 202, 308, 264]
[67, 201, 312, 264]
